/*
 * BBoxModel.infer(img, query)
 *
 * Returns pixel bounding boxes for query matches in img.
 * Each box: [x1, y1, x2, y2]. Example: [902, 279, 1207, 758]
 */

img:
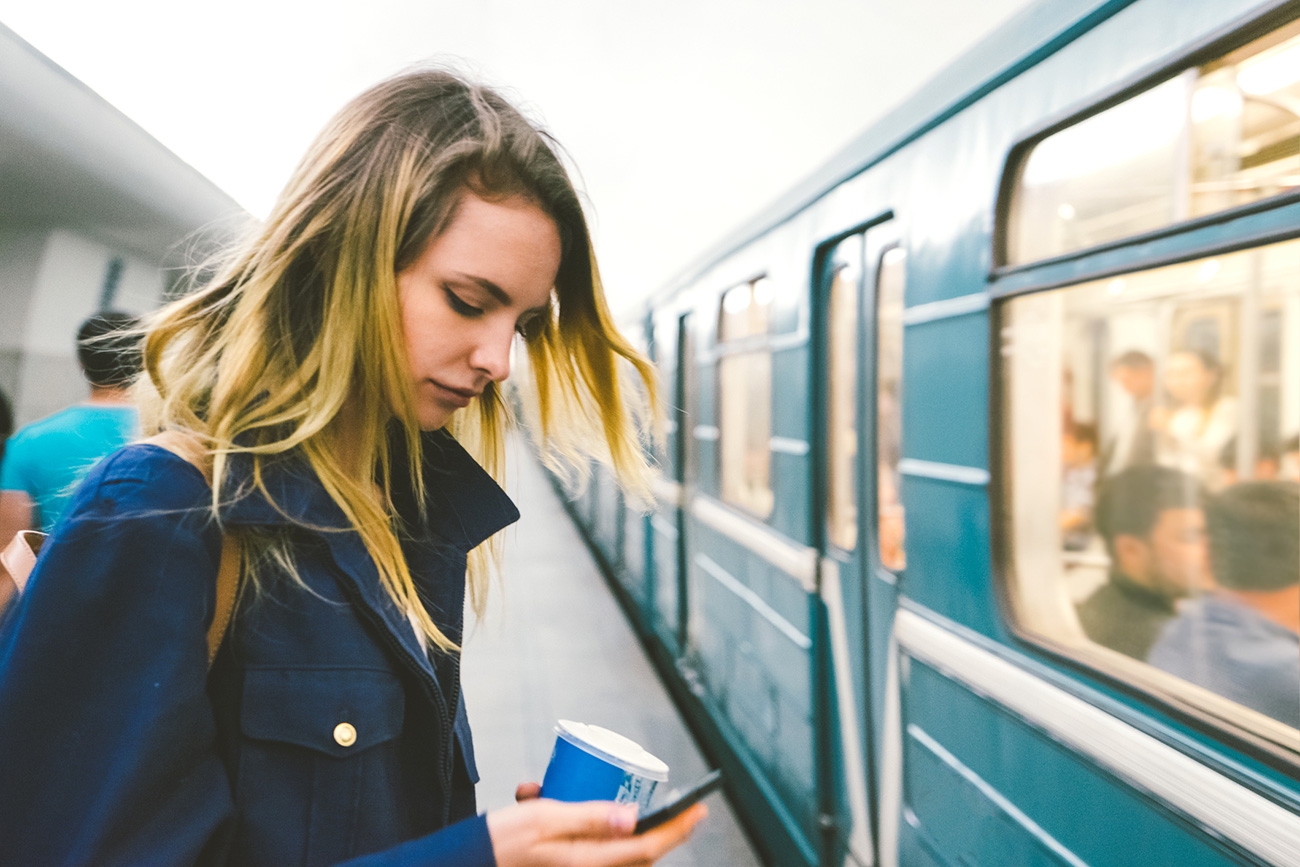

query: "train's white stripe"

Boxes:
[897, 458, 991, 486]
[695, 553, 812, 650]
[820, 558, 876, 866]
[694, 425, 721, 441]
[650, 515, 678, 541]
[896, 609, 1300, 867]
[652, 477, 684, 509]
[877, 632, 902, 867]
[770, 437, 811, 455]
[901, 292, 989, 326]
[690, 496, 818, 591]
[908, 725, 1088, 867]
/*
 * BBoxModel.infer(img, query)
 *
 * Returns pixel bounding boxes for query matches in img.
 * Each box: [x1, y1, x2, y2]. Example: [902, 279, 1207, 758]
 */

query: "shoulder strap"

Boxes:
[144, 431, 239, 666]
[2, 434, 239, 667]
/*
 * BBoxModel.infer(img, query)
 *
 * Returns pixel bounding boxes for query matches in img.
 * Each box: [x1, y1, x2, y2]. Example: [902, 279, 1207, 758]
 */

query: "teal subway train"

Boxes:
[563, 1, 1300, 864]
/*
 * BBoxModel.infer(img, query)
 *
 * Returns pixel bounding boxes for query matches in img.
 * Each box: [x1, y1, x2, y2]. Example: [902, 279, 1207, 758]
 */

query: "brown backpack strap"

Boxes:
[144, 431, 239, 666]
[209, 535, 240, 665]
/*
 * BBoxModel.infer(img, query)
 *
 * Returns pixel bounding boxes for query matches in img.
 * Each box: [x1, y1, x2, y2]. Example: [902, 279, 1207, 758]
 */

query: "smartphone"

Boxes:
[633, 769, 723, 834]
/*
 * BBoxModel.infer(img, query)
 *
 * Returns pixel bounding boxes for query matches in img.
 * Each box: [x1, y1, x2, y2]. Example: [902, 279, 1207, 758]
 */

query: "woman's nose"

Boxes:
[470, 324, 514, 382]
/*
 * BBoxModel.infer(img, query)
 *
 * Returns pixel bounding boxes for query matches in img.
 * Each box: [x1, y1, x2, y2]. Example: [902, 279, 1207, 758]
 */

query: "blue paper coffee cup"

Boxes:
[540, 720, 669, 809]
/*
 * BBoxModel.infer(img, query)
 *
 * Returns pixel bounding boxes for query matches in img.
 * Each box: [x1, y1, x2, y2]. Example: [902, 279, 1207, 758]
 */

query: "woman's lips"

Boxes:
[428, 379, 478, 407]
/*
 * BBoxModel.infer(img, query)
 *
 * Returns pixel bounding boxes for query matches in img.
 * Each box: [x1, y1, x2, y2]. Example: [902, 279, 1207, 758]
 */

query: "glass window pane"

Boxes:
[1008, 77, 1187, 264]
[826, 236, 861, 551]
[719, 352, 773, 516]
[1006, 19, 1300, 266]
[877, 247, 907, 571]
[719, 278, 772, 341]
[1001, 240, 1300, 739]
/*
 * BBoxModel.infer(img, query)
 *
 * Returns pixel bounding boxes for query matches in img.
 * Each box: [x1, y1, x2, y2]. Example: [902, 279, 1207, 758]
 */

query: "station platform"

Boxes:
[462, 438, 764, 867]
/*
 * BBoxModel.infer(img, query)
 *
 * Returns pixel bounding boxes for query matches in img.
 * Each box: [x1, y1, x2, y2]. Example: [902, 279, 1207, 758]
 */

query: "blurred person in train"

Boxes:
[1283, 433, 1300, 480]
[0, 311, 141, 546]
[0, 68, 704, 867]
[1077, 465, 1211, 659]
[1151, 348, 1237, 489]
[1060, 421, 1098, 551]
[1099, 350, 1157, 477]
[1148, 481, 1299, 726]
[1216, 436, 1284, 487]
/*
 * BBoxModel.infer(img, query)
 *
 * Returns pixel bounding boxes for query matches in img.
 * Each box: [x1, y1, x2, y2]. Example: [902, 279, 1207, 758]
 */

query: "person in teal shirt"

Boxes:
[0, 312, 140, 534]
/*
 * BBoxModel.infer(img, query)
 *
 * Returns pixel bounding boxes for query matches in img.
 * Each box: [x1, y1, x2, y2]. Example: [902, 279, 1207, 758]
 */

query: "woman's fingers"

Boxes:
[515, 781, 542, 802]
[487, 799, 706, 867]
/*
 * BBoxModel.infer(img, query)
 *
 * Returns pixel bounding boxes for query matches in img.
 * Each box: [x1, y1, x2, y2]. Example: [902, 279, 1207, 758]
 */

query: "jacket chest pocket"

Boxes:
[233, 668, 409, 867]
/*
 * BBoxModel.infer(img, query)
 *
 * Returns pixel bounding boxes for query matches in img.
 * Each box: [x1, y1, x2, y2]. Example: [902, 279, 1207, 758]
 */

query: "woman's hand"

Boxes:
[515, 781, 542, 802]
[486, 798, 707, 867]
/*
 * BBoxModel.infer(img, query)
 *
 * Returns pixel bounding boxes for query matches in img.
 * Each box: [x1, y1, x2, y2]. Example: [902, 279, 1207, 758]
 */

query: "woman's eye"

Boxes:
[442, 287, 482, 317]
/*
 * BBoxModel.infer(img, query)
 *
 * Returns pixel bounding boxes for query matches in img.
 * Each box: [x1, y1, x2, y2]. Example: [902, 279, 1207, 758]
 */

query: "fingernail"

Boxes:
[609, 805, 637, 833]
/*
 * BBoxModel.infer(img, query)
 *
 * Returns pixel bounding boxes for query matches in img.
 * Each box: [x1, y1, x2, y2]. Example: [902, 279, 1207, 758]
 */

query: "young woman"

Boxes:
[1153, 349, 1237, 490]
[0, 69, 704, 866]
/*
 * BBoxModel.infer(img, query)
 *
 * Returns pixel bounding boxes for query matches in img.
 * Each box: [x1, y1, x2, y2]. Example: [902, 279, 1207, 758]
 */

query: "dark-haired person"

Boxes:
[1077, 465, 1211, 659]
[1283, 433, 1300, 481]
[1101, 350, 1157, 476]
[1149, 481, 1299, 726]
[0, 311, 140, 542]
[0, 386, 11, 467]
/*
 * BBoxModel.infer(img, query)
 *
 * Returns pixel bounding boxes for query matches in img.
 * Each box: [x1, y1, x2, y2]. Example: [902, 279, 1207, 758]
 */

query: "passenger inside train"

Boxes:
[1149, 481, 1300, 726]
[1003, 232, 1300, 735]
[1077, 466, 1210, 660]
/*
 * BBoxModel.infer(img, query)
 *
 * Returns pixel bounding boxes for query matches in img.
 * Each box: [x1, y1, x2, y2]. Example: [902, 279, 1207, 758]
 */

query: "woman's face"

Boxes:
[397, 191, 561, 430]
[1164, 352, 1215, 407]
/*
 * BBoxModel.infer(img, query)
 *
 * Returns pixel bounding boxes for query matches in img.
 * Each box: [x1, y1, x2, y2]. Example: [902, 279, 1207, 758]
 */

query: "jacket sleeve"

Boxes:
[339, 814, 497, 867]
[0, 450, 235, 866]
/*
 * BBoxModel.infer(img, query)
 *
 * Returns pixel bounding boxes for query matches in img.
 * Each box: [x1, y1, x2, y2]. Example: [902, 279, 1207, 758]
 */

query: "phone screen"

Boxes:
[633, 769, 723, 834]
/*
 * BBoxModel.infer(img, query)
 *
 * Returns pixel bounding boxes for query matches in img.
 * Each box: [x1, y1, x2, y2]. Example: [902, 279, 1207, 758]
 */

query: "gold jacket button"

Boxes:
[333, 722, 357, 747]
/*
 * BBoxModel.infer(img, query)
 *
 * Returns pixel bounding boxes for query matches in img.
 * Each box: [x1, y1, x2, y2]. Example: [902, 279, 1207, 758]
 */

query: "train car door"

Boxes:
[650, 310, 696, 653]
[815, 222, 904, 867]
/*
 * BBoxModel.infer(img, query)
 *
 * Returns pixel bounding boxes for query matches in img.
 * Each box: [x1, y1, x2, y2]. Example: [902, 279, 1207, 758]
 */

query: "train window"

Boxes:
[876, 246, 907, 571]
[1000, 240, 1300, 741]
[825, 237, 860, 551]
[1007, 20, 1300, 265]
[718, 277, 774, 517]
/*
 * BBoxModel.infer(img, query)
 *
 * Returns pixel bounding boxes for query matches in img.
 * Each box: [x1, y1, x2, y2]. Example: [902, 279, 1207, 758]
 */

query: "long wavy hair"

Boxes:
[137, 68, 658, 653]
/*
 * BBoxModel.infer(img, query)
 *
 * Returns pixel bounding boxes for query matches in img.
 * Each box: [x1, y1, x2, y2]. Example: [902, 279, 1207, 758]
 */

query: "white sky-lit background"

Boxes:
[0, 0, 1036, 312]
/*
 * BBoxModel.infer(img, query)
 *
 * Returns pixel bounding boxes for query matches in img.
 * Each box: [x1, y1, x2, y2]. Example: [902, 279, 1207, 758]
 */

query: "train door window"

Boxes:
[876, 247, 907, 572]
[1006, 19, 1300, 265]
[718, 278, 775, 517]
[826, 237, 861, 551]
[1000, 239, 1300, 744]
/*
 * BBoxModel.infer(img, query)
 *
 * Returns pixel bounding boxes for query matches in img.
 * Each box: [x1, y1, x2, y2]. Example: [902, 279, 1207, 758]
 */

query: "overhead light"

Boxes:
[1192, 86, 1242, 123]
[1238, 40, 1300, 96]
[1198, 259, 1221, 282]
[1058, 203, 1076, 220]
[1108, 278, 1126, 296]
[723, 284, 750, 315]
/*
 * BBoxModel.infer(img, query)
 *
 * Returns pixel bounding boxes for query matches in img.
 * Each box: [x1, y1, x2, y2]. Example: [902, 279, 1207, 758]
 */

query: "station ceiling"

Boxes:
[0, 23, 245, 264]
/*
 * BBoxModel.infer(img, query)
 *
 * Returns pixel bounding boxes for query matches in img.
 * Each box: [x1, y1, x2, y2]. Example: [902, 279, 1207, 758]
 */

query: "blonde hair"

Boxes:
[138, 68, 658, 653]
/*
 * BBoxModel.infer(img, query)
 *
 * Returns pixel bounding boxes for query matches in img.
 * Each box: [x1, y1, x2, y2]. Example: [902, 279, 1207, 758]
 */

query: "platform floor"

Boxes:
[462, 438, 765, 867]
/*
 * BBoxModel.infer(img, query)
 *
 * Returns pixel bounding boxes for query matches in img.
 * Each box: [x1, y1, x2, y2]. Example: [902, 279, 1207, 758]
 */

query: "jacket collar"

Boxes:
[220, 428, 519, 550]
[221, 429, 519, 678]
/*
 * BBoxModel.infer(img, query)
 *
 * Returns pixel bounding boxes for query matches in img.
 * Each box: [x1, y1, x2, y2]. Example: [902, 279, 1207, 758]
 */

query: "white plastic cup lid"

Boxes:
[555, 720, 669, 781]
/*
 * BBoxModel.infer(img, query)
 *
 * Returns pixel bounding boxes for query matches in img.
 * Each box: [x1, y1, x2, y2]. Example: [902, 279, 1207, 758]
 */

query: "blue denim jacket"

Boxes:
[0, 429, 519, 866]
